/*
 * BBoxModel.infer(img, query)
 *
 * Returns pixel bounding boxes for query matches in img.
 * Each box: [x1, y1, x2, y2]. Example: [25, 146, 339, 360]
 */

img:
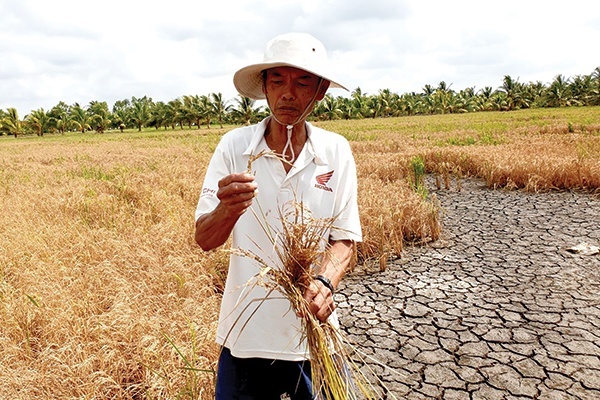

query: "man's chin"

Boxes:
[272, 112, 300, 125]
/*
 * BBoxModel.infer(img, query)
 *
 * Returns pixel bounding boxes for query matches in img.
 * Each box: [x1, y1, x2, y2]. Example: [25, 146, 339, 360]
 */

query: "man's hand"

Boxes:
[303, 278, 336, 322]
[195, 173, 257, 251]
[301, 240, 354, 322]
[216, 173, 258, 218]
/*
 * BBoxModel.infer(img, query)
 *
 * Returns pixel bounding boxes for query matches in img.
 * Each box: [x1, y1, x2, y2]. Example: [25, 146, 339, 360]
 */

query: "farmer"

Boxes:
[194, 32, 362, 399]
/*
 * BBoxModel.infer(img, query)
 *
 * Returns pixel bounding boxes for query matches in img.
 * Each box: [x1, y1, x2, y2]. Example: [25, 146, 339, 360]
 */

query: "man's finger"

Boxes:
[218, 172, 255, 188]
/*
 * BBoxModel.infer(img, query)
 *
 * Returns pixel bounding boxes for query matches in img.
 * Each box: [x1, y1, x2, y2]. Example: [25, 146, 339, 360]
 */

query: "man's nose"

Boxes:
[281, 84, 296, 101]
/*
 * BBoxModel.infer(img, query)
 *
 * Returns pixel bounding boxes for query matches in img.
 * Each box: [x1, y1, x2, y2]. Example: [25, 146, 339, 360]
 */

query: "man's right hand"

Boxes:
[195, 173, 257, 251]
[216, 173, 258, 218]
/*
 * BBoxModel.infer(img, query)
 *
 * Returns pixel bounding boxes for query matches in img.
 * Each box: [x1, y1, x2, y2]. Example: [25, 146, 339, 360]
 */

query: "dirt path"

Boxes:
[337, 179, 600, 399]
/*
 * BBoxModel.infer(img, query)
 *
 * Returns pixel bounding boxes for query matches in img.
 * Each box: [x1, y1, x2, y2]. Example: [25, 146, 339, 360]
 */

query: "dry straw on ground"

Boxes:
[1, 135, 223, 398]
[0, 107, 598, 398]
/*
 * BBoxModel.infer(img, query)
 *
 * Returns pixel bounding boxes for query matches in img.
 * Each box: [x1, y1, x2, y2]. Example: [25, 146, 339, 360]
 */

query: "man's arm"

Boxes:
[195, 172, 257, 251]
[303, 239, 355, 322]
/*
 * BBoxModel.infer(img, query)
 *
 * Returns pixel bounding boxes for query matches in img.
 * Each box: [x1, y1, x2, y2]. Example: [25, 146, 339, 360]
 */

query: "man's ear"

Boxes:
[316, 80, 331, 101]
[261, 70, 268, 97]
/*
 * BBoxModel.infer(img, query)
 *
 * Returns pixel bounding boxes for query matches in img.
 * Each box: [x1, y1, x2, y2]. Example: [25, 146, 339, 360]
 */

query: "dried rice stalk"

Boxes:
[230, 150, 383, 398]
[233, 200, 381, 399]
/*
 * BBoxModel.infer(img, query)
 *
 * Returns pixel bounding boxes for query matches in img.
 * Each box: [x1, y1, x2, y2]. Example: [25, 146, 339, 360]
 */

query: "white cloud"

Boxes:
[1, 0, 598, 116]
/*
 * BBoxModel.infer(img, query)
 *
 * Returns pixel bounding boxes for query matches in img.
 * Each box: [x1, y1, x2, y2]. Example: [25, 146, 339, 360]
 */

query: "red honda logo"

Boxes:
[316, 170, 334, 185]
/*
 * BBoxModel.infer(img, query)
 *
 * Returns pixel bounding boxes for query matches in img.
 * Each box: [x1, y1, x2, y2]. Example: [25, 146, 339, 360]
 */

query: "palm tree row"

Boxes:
[0, 93, 268, 137]
[313, 68, 600, 120]
[1, 68, 599, 137]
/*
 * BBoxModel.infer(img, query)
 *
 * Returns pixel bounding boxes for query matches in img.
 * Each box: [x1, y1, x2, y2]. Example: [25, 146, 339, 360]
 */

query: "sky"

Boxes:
[1, 0, 599, 116]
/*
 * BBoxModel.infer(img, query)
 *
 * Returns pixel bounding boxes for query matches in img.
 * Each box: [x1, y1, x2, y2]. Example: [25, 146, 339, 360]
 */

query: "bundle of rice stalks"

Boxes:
[232, 198, 381, 399]
[226, 150, 394, 398]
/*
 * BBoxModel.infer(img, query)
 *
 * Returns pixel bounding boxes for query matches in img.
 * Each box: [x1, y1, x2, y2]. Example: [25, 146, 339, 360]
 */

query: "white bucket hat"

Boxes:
[233, 32, 348, 100]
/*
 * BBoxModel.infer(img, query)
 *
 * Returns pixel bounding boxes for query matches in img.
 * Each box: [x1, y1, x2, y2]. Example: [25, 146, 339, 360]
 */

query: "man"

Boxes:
[194, 32, 362, 399]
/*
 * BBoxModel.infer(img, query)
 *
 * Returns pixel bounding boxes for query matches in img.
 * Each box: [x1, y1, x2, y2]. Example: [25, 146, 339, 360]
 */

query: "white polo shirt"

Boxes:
[195, 118, 362, 361]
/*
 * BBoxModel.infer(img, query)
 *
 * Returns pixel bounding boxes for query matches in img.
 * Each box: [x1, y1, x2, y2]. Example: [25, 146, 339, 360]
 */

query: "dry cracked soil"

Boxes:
[337, 178, 600, 400]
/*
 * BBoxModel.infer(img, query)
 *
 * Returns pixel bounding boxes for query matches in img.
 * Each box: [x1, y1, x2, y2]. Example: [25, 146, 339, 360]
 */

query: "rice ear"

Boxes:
[230, 198, 381, 399]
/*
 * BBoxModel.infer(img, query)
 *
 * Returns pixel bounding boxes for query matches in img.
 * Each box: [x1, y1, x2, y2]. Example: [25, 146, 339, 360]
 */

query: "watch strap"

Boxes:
[314, 275, 335, 294]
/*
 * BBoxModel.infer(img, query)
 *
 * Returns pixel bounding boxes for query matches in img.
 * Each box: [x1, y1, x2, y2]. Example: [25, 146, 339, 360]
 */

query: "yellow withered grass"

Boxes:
[0, 107, 597, 398]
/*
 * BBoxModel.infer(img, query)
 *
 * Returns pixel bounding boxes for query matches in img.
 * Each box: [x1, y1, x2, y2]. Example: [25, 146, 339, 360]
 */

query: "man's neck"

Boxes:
[264, 118, 307, 171]
[265, 119, 307, 143]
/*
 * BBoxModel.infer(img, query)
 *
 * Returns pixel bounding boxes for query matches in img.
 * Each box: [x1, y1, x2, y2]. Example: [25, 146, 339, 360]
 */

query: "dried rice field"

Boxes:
[0, 107, 598, 398]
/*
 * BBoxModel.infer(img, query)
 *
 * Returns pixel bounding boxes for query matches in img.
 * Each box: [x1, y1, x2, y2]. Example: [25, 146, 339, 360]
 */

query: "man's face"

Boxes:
[262, 66, 328, 125]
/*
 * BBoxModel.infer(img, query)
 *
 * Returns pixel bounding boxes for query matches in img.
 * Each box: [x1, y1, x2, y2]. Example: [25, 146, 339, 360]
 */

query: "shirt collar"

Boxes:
[242, 118, 270, 157]
[242, 118, 328, 166]
[304, 122, 328, 166]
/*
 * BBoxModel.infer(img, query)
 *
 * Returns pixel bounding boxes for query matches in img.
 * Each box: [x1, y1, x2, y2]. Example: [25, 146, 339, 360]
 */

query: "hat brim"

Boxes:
[233, 62, 348, 100]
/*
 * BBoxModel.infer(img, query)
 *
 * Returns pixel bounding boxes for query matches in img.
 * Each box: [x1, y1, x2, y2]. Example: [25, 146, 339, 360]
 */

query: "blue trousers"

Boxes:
[215, 347, 314, 400]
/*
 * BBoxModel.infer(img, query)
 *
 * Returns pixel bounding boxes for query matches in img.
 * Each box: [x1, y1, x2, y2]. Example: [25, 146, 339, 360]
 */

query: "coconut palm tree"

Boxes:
[230, 95, 265, 125]
[591, 67, 600, 106]
[457, 87, 477, 113]
[376, 89, 395, 117]
[433, 89, 452, 114]
[348, 87, 369, 118]
[148, 101, 170, 130]
[211, 92, 230, 128]
[88, 101, 111, 133]
[0, 109, 6, 135]
[437, 81, 452, 93]
[26, 108, 52, 136]
[112, 99, 131, 131]
[70, 103, 92, 133]
[522, 81, 546, 108]
[199, 95, 214, 128]
[48, 102, 72, 134]
[313, 94, 341, 121]
[569, 74, 593, 106]
[498, 75, 527, 110]
[365, 95, 383, 119]
[398, 93, 419, 116]
[129, 96, 153, 131]
[422, 84, 435, 97]
[337, 97, 360, 120]
[418, 92, 436, 115]
[1, 108, 24, 137]
[490, 91, 510, 111]
[545, 74, 572, 108]
[476, 86, 496, 111]
[181, 95, 202, 128]
[166, 99, 184, 129]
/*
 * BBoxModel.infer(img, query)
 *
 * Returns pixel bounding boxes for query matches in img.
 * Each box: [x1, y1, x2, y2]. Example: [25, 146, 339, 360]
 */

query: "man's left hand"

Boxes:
[303, 279, 335, 322]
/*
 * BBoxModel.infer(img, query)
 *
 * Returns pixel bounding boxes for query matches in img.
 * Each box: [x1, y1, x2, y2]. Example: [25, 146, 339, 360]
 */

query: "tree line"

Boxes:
[1, 68, 599, 137]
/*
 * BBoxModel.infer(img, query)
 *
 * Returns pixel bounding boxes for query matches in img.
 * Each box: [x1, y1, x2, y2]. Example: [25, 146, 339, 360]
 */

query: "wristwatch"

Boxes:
[314, 275, 335, 294]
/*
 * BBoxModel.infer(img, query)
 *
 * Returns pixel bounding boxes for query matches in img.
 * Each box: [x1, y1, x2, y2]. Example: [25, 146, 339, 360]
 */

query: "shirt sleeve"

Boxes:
[194, 140, 233, 223]
[330, 139, 362, 243]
